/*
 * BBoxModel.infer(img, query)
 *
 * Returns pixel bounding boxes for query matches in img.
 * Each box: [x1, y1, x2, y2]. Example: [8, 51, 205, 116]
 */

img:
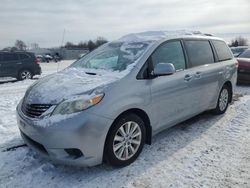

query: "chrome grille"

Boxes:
[21, 103, 52, 118]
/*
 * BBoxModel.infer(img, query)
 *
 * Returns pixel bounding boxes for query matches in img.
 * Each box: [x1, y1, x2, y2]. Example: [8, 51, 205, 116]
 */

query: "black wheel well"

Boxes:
[105, 108, 152, 147]
[103, 108, 152, 163]
[224, 81, 233, 103]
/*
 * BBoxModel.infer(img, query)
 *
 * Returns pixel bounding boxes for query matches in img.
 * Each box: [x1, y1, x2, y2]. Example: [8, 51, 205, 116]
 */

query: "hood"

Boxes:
[24, 68, 125, 104]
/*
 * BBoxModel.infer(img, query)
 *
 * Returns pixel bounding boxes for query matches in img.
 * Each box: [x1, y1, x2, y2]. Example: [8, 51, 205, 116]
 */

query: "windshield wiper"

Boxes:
[85, 72, 97, 75]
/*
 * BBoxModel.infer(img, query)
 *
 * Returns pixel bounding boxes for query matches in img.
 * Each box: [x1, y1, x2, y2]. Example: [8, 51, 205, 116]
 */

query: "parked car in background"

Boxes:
[53, 55, 61, 62]
[0, 51, 41, 80]
[237, 48, 250, 83]
[36, 55, 45, 63]
[16, 31, 237, 167]
[36, 54, 60, 63]
[44, 54, 53, 63]
[230, 46, 248, 57]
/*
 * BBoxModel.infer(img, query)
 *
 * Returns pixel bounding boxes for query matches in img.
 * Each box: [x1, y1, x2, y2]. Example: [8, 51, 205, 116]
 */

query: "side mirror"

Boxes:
[153, 63, 176, 76]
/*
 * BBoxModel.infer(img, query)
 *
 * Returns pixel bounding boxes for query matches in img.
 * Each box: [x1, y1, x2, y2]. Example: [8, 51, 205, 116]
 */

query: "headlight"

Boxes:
[51, 93, 104, 116]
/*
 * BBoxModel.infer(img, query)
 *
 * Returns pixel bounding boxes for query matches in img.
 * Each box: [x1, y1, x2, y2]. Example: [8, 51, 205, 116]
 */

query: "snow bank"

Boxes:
[0, 60, 75, 146]
[0, 86, 249, 187]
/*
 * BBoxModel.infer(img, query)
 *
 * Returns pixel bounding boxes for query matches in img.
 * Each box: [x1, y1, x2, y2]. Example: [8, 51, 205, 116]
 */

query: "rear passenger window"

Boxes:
[151, 41, 186, 71]
[3, 53, 19, 61]
[212, 40, 233, 61]
[185, 40, 214, 67]
[19, 53, 29, 60]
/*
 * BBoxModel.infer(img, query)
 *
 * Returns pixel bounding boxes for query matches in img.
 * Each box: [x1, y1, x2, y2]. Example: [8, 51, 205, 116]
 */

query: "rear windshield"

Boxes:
[212, 40, 233, 61]
[238, 49, 250, 58]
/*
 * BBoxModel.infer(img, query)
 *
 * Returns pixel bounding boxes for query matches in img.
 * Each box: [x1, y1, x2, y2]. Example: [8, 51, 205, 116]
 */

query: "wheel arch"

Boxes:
[223, 81, 233, 103]
[17, 68, 33, 80]
[103, 108, 152, 161]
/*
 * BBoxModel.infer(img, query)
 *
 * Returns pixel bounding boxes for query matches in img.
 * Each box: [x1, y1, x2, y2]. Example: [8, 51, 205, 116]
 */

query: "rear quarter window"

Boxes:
[3, 53, 19, 61]
[238, 49, 250, 58]
[212, 40, 233, 61]
[185, 40, 214, 67]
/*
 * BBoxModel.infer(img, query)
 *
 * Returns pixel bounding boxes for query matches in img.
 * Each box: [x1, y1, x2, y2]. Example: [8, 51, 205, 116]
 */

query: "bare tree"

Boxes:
[78, 41, 88, 48]
[230, 36, 248, 47]
[64, 37, 108, 51]
[2, 46, 18, 51]
[30, 43, 39, 49]
[87, 40, 96, 51]
[15, 40, 27, 51]
[95, 37, 108, 46]
[2, 47, 11, 51]
[64, 42, 75, 48]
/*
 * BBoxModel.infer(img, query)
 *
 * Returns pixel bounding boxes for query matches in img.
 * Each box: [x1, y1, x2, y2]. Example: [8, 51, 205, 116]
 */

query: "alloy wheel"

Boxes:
[113, 121, 142, 161]
[21, 71, 32, 80]
[219, 88, 228, 111]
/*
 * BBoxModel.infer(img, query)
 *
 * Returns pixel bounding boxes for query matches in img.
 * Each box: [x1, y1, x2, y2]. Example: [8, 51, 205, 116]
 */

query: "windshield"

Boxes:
[238, 49, 250, 58]
[70, 41, 150, 72]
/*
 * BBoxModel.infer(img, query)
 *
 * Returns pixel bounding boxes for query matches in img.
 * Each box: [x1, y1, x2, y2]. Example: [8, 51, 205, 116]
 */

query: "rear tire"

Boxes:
[17, 70, 33, 80]
[213, 84, 231, 114]
[104, 113, 146, 167]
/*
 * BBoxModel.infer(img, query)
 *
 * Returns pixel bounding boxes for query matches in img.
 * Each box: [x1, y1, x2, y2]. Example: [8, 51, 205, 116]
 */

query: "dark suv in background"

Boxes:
[0, 51, 41, 80]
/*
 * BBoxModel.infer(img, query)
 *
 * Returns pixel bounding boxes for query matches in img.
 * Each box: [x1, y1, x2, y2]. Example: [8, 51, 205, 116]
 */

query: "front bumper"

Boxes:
[16, 102, 113, 167]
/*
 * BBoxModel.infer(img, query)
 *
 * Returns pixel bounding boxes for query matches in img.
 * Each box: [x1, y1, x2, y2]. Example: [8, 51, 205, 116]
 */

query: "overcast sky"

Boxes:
[0, 0, 249, 48]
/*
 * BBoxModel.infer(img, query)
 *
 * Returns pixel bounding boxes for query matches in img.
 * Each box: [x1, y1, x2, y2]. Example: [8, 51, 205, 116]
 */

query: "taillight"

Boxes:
[35, 58, 40, 64]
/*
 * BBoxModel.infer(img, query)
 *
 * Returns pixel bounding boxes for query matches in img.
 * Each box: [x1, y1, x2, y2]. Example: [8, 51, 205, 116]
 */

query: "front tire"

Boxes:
[213, 85, 230, 114]
[104, 113, 146, 167]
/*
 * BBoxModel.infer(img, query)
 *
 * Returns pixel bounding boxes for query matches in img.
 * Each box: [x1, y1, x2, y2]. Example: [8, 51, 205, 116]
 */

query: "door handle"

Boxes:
[218, 71, 223, 75]
[17, 62, 22, 65]
[194, 71, 202, 79]
[184, 74, 192, 81]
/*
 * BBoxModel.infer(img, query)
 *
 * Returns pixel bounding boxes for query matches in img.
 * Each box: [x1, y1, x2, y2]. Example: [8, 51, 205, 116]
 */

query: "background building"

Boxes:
[28, 47, 89, 60]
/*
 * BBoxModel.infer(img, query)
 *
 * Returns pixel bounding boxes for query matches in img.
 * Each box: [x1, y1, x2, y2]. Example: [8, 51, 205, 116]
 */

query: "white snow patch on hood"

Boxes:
[24, 65, 134, 105]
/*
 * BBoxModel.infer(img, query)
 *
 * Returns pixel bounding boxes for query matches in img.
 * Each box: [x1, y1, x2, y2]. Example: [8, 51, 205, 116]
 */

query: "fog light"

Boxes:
[64, 148, 83, 159]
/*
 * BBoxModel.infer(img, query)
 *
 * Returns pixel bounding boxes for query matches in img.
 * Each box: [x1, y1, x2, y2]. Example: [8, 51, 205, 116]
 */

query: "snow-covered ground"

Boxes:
[0, 61, 250, 188]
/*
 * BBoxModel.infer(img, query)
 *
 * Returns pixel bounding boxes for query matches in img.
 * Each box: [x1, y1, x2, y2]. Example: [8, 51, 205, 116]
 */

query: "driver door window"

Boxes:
[151, 41, 186, 71]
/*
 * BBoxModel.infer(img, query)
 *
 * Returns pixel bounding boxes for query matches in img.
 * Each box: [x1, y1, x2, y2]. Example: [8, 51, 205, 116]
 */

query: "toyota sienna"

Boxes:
[16, 31, 237, 167]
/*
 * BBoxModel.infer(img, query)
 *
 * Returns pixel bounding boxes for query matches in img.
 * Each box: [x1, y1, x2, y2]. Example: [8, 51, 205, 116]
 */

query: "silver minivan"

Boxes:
[16, 31, 237, 167]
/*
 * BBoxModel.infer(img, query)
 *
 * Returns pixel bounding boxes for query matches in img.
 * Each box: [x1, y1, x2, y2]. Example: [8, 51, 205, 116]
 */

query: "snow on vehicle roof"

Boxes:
[118, 30, 218, 43]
